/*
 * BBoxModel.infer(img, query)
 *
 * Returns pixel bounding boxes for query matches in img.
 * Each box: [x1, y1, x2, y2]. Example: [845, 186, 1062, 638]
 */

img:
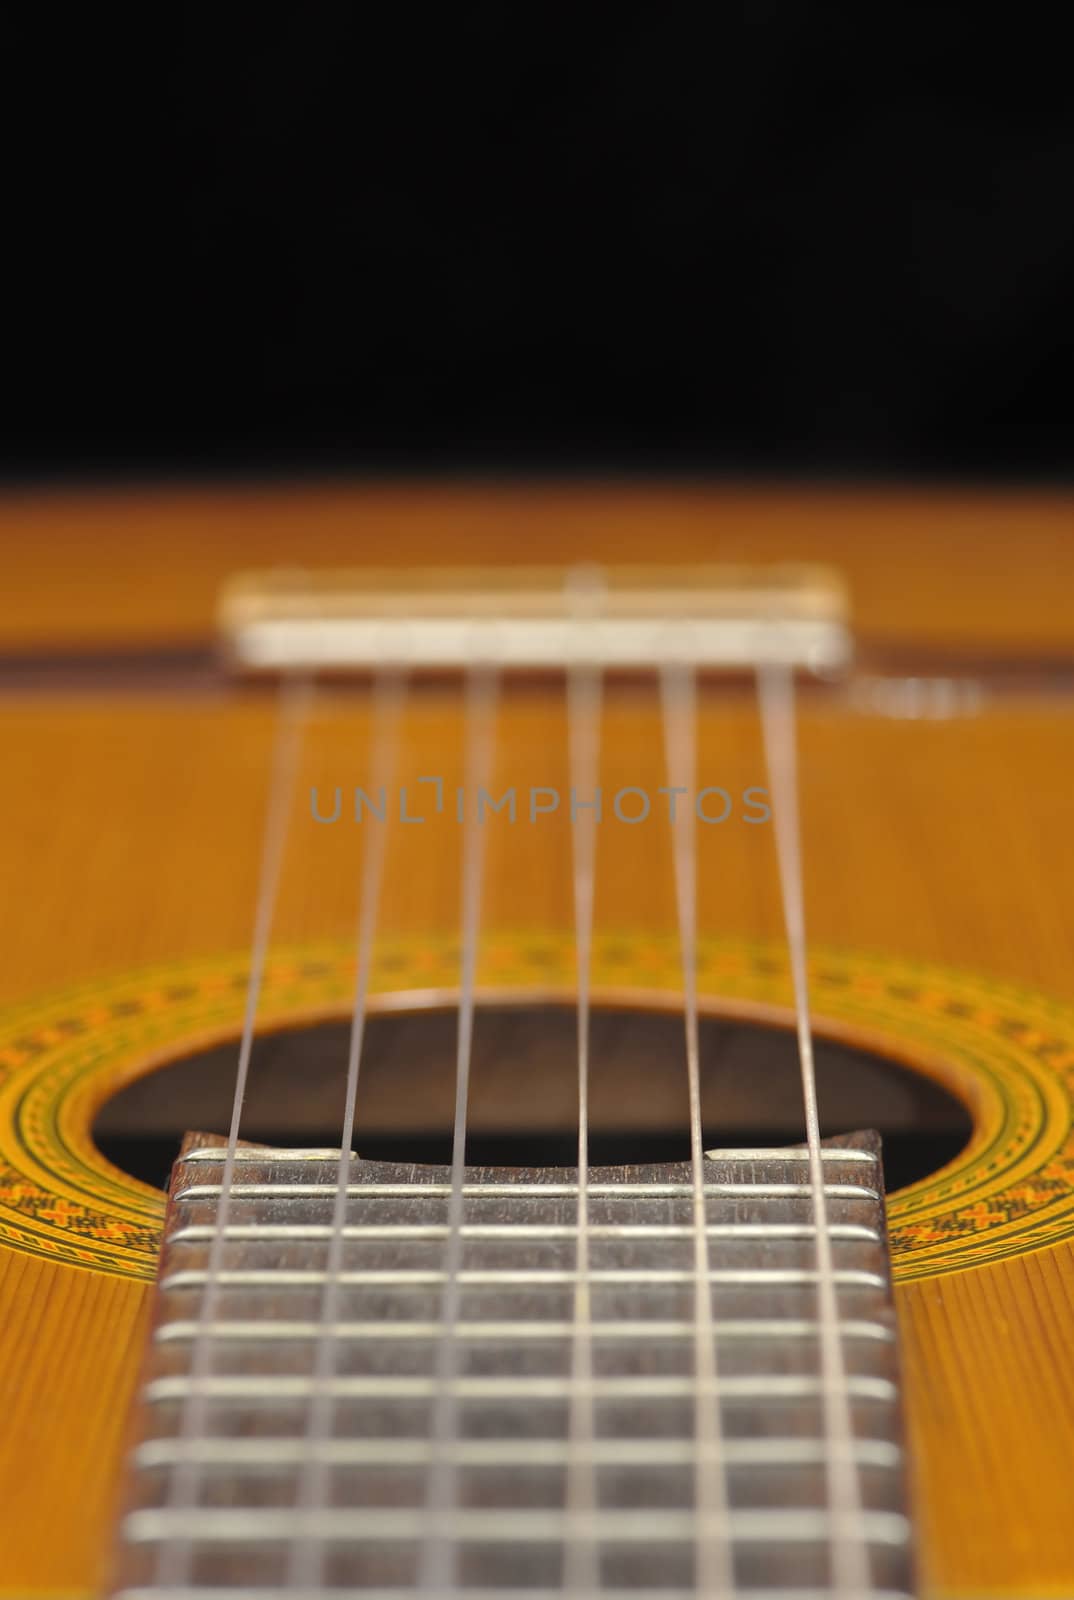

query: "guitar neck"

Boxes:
[110, 1134, 915, 1597]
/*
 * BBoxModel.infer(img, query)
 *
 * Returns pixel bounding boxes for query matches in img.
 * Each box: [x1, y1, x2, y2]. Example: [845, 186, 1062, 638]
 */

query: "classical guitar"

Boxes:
[2, 484, 1073, 1600]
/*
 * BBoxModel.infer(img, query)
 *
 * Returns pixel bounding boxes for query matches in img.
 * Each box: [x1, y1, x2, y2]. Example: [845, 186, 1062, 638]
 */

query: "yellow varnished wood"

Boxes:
[900, 1236, 1074, 1597]
[3, 488, 1074, 1596]
[1, 480, 1074, 657]
[0, 1249, 151, 1597]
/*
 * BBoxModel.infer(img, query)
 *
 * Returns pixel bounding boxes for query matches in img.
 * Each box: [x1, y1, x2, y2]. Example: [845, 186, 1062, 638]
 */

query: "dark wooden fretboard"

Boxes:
[109, 1134, 916, 1597]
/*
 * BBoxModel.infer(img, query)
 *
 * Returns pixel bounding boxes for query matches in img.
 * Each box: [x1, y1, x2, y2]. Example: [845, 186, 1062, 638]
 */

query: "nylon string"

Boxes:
[562, 566, 604, 1595]
[157, 671, 313, 1587]
[757, 661, 870, 1597]
[419, 664, 500, 1593]
[660, 661, 735, 1600]
[287, 669, 407, 1590]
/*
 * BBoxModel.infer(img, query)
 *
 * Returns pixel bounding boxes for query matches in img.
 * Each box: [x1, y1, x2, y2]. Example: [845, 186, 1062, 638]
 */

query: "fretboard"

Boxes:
[109, 1133, 915, 1598]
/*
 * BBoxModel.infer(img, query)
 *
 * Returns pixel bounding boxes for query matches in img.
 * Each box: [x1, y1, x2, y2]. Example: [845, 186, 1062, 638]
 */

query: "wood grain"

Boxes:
[900, 1236, 1074, 1595]
[3, 691, 1074, 1006]
[0, 1249, 151, 1596]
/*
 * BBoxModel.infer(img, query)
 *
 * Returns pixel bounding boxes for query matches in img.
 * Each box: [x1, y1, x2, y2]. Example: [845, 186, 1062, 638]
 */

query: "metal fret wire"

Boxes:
[165, 1221, 880, 1243]
[419, 664, 499, 1593]
[156, 672, 312, 1588]
[156, 1268, 888, 1293]
[757, 662, 870, 1596]
[287, 669, 406, 1591]
[124, 1590, 908, 1600]
[660, 661, 735, 1599]
[143, 1591, 906, 1600]
[563, 567, 604, 1596]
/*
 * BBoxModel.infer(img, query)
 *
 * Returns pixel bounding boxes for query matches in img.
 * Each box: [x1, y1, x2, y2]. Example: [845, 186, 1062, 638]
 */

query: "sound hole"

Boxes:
[94, 1003, 971, 1194]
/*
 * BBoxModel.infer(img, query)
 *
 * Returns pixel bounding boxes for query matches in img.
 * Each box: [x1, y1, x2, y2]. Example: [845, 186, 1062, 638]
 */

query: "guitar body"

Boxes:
[2, 483, 1074, 1598]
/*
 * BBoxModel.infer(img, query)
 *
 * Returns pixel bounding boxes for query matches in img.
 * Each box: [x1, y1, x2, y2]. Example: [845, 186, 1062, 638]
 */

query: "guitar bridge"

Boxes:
[218, 563, 851, 675]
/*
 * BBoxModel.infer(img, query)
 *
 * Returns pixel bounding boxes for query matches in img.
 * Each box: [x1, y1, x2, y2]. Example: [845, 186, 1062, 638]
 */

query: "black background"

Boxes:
[5, 9, 1073, 481]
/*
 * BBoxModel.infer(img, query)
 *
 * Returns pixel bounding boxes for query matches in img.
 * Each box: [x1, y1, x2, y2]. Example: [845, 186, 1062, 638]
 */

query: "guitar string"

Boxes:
[562, 567, 604, 1596]
[153, 647, 867, 1596]
[157, 670, 313, 1588]
[287, 668, 407, 1592]
[659, 660, 736, 1600]
[757, 661, 871, 1597]
[419, 663, 500, 1594]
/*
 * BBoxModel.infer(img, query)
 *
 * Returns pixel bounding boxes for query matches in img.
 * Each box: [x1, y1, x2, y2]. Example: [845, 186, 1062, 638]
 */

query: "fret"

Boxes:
[109, 1137, 915, 1598]
[133, 1436, 904, 1468]
[173, 1179, 882, 1199]
[160, 1267, 889, 1289]
[143, 1374, 900, 1402]
[115, 1589, 915, 1600]
[122, 1504, 912, 1543]
[166, 1221, 882, 1241]
[154, 1316, 896, 1342]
